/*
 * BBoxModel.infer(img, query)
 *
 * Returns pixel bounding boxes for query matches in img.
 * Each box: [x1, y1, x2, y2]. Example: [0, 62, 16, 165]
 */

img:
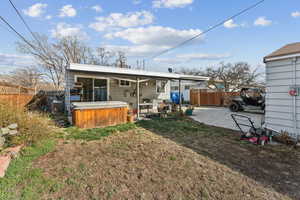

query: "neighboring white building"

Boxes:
[264, 42, 300, 139]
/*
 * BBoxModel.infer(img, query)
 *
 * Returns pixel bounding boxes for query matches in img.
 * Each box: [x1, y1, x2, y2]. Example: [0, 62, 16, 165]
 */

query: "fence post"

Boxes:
[17, 86, 21, 108]
[197, 89, 200, 106]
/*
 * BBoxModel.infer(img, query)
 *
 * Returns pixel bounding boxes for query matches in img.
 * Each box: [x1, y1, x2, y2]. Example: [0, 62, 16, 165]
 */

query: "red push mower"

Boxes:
[231, 114, 270, 145]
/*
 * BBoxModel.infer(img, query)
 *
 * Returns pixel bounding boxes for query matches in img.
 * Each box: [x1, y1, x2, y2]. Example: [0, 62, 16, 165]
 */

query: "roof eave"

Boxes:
[264, 52, 300, 63]
[68, 63, 209, 81]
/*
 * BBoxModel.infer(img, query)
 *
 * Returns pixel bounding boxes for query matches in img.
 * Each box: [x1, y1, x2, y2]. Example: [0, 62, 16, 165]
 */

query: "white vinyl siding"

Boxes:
[265, 57, 300, 138]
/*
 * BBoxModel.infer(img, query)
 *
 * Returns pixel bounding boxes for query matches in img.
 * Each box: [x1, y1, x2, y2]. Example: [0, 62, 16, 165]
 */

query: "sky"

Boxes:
[0, 0, 300, 73]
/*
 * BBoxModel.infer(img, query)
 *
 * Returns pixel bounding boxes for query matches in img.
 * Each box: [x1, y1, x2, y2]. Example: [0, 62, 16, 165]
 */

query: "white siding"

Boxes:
[265, 57, 300, 138]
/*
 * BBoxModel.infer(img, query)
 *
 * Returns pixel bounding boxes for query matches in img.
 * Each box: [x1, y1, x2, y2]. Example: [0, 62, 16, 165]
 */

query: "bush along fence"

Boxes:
[190, 89, 239, 107]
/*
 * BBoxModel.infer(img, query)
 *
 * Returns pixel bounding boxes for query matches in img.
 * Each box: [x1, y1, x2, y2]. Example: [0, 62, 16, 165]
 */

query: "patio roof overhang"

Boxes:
[69, 63, 209, 81]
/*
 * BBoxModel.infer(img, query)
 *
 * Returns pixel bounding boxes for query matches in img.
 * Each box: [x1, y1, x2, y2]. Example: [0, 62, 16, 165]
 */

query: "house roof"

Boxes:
[264, 42, 300, 62]
[69, 63, 209, 81]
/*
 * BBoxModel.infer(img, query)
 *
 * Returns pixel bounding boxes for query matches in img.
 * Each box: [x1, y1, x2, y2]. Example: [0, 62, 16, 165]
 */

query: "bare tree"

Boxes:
[96, 47, 114, 66]
[9, 66, 43, 88]
[17, 34, 130, 88]
[115, 51, 130, 68]
[181, 62, 261, 92]
[17, 35, 98, 89]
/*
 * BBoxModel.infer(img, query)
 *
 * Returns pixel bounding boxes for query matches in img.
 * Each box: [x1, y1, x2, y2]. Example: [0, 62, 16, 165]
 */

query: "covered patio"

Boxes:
[65, 63, 208, 126]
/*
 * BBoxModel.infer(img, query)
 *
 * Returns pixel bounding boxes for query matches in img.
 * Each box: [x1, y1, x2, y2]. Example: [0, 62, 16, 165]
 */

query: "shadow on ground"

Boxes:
[137, 117, 300, 200]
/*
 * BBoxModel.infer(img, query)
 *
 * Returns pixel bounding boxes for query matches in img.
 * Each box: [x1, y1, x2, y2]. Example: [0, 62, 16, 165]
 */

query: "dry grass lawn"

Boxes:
[31, 117, 299, 200]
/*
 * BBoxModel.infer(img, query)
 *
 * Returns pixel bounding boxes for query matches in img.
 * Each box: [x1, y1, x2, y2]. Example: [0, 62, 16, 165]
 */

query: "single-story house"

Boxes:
[65, 63, 208, 127]
[264, 42, 300, 139]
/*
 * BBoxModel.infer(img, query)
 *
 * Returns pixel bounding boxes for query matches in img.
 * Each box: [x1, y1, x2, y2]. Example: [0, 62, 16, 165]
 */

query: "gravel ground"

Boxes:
[191, 106, 264, 131]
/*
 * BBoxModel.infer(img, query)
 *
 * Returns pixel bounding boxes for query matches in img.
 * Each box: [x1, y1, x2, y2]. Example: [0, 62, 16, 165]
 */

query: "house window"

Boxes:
[76, 77, 108, 102]
[119, 80, 131, 87]
[184, 85, 190, 90]
[171, 86, 179, 91]
[156, 80, 167, 93]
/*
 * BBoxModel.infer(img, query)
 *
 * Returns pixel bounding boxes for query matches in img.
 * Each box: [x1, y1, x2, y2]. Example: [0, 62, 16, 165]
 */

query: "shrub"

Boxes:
[0, 102, 55, 146]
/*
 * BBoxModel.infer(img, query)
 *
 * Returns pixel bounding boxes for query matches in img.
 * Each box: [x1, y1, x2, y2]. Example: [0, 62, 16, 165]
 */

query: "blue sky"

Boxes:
[0, 0, 300, 73]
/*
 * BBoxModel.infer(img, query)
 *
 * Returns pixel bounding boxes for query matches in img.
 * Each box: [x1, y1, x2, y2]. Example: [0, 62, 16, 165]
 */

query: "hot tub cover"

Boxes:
[71, 101, 128, 110]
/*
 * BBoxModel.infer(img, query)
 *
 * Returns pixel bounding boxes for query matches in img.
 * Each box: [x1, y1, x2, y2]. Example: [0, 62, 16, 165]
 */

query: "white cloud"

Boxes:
[23, 3, 47, 17]
[105, 26, 203, 46]
[254, 17, 272, 26]
[132, 0, 141, 5]
[177, 53, 230, 60]
[59, 5, 77, 18]
[291, 11, 300, 18]
[45, 15, 52, 20]
[89, 11, 154, 32]
[51, 23, 88, 40]
[104, 45, 168, 57]
[0, 53, 34, 66]
[223, 19, 238, 28]
[104, 26, 203, 57]
[155, 53, 230, 63]
[91, 5, 103, 13]
[153, 0, 193, 8]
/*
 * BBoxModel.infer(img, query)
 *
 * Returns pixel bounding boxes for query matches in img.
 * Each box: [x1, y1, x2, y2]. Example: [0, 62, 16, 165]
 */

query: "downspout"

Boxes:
[292, 57, 298, 139]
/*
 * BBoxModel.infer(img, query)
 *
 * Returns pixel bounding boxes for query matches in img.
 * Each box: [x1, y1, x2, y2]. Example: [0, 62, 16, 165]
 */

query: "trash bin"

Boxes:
[170, 92, 180, 104]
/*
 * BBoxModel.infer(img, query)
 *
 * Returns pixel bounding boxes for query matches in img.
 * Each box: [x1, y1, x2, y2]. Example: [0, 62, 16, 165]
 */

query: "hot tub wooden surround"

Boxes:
[71, 101, 128, 128]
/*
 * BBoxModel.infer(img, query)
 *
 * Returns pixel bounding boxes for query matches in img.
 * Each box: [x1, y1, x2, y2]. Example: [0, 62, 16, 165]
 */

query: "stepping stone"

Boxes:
[8, 124, 18, 130]
[0, 155, 11, 178]
[0, 128, 9, 136]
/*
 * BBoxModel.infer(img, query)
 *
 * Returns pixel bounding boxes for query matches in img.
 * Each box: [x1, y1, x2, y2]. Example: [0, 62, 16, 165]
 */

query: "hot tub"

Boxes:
[71, 101, 128, 128]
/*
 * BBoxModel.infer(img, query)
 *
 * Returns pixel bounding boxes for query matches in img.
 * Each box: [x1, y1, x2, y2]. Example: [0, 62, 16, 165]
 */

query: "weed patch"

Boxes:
[137, 117, 228, 138]
[65, 123, 137, 141]
[0, 139, 59, 200]
[0, 102, 56, 146]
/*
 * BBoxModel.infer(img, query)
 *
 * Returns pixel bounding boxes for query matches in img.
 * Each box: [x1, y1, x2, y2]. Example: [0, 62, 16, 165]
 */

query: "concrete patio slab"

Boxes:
[190, 107, 264, 131]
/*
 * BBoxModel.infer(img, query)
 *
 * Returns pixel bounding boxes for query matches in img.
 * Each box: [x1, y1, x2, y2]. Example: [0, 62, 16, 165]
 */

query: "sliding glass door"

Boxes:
[94, 79, 107, 101]
[77, 77, 108, 102]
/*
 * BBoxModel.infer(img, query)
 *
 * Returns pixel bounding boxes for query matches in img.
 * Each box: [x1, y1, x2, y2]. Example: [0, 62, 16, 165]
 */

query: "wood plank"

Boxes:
[73, 106, 128, 128]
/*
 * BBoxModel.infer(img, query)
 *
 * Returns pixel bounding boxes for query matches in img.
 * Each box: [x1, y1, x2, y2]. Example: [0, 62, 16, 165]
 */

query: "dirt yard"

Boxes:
[30, 117, 300, 200]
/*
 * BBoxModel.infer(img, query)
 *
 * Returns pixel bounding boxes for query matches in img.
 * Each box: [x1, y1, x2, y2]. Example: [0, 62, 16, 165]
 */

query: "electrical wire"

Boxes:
[0, 15, 35, 49]
[147, 0, 266, 60]
[8, 0, 41, 45]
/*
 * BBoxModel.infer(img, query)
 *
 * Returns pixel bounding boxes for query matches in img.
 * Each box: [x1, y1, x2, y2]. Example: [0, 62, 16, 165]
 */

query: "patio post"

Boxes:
[179, 79, 182, 111]
[136, 77, 140, 120]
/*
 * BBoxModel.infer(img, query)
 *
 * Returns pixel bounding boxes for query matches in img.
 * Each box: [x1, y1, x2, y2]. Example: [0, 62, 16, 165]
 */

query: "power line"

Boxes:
[147, 0, 266, 60]
[0, 15, 35, 49]
[8, 0, 41, 44]
[0, 20, 14, 35]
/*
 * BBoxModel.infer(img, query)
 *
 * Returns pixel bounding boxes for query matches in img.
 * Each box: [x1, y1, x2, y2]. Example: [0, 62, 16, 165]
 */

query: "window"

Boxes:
[171, 86, 179, 91]
[119, 80, 131, 87]
[76, 77, 108, 102]
[156, 80, 167, 93]
[184, 85, 190, 90]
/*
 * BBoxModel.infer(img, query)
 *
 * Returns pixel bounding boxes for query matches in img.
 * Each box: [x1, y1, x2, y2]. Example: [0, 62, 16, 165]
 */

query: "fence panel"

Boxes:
[190, 89, 239, 106]
[0, 94, 34, 108]
[0, 82, 35, 108]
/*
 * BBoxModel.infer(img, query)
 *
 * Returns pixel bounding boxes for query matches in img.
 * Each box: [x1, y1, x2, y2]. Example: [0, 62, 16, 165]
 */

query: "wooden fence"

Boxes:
[190, 89, 239, 106]
[0, 94, 34, 108]
[0, 82, 35, 108]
